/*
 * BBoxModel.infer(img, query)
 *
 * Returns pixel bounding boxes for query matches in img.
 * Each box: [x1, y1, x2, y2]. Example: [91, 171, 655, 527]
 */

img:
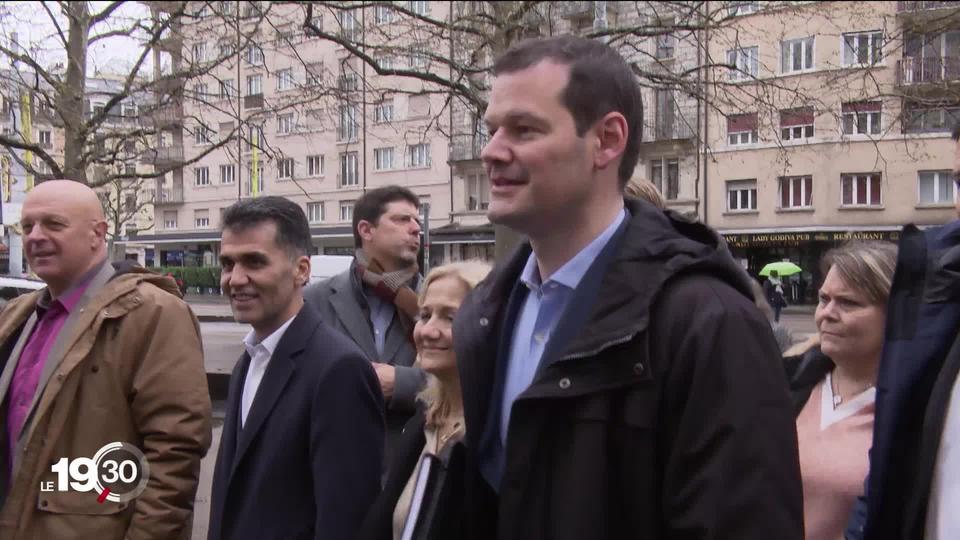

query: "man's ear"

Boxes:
[592, 111, 628, 174]
[296, 255, 310, 287]
[93, 220, 108, 246]
[357, 219, 374, 244]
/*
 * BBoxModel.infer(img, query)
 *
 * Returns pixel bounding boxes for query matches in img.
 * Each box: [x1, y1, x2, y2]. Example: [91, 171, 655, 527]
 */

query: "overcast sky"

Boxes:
[0, 1, 152, 76]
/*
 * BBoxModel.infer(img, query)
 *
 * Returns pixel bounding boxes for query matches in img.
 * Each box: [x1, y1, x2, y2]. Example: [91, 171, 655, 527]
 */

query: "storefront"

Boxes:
[721, 228, 902, 304]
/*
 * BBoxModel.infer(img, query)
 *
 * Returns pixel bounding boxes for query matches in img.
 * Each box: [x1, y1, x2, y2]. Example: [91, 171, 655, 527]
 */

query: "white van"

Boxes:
[309, 255, 353, 284]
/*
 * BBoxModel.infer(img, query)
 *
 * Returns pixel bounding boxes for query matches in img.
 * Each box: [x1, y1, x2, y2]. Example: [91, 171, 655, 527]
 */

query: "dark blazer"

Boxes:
[304, 266, 425, 468]
[207, 302, 385, 540]
[845, 222, 960, 540]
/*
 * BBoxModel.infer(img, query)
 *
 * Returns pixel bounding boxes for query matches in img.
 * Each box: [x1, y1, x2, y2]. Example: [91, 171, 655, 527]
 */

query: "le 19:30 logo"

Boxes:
[41, 442, 150, 503]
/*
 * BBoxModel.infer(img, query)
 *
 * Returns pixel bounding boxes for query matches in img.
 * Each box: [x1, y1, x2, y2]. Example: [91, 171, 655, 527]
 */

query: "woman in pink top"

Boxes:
[783, 241, 897, 540]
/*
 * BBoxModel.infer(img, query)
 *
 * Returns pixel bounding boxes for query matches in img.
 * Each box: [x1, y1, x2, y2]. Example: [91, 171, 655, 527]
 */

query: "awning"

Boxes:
[120, 225, 355, 245]
[428, 223, 495, 245]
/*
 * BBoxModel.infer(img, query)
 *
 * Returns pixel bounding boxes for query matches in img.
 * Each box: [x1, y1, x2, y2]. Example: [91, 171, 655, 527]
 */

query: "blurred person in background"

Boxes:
[359, 260, 491, 540]
[751, 279, 794, 353]
[624, 177, 666, 209]
[782, 241, 897, 540]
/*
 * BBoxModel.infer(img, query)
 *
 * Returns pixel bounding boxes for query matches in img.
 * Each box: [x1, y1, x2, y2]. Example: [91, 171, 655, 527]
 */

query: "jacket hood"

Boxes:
[478, 197, 754, 359]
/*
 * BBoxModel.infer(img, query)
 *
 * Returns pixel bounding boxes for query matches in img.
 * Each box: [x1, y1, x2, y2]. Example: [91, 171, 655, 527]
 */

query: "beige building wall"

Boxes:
[705, 1, 957, 232]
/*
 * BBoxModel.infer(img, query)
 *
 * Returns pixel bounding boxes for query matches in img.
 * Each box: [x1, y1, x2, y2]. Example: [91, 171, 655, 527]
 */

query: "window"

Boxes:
[220, 79, 236, 99]
[407, 143, 431, 168]
[277, 68, 295, 91]
[339, 72, 359, 92]
[467, 173, 490, 210]
[220, 164, 236, 184]
[903, 102, 960, 134]
[307, 202, 324, 223]
[247, 125, 264, 152]
[338, 10, 358, 41]
[246, 45, 264, 65]
[375, 99, 394, 122]
[193, 82, 209, 99]
[219, 42, 234, 59]
[163, 211, 177, 229]
[38, 130, 52, 149]
[843, 31, 883, 67]
[374, 147, 394, 170]
[340, 201, 354, 221]
[192, 42, 207, 64]
[337, 104, 358, 141]
[374, 4, 394, 24]
[778, 175, 813, 209]
[650, 157, 680, 200]
[728, 1, 758, 16]
[375, 54, 394, 70]
[307, 154, 324, 177]
[277, 113, 294, 134]
[841, 101, 881, 135]
[194, 167, 210, 186]
[246, 164, 264, 194]
[194, 210, 210, 229]
[727, 180, 758, 211]
[121, 103, 138, 118]
[306, 63, 323, 86]
[195, 124, 212, 144]
[409, 50, 429, 70]
[841, 173, 882, 206]
[781, 37, 814, 73]
[339, 152, 359, 187]
[656, 30, 676, 59]
[278, 158, 294, 179]
[408, 1, 429, 15]
[780, 107, 815, 140]
[246, 74, 262, 96]
[727, 46, 759, 81]
[918, 170, 956, 204]
[124, 194, 137, 213]
[727, 112, 758, 145]
[219, 1, 235, 16]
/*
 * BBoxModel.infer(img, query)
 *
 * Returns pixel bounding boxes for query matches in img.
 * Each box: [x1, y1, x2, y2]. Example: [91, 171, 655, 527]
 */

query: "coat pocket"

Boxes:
[568, 388, 659, 429]
[37, 490, 128, 515]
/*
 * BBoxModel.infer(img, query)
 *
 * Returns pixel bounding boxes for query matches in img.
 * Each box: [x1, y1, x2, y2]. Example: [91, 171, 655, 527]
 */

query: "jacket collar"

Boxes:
[476, 198, 752, 362]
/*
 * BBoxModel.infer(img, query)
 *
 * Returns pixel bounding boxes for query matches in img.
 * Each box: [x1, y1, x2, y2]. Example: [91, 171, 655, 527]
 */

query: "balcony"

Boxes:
[896, 1, 960, 24]
[896, 56, 960, 86]
[153, 186, 184, 206]
[147, 103, 184, 127]
[897, 1, 960, 12]
[653, 118, 694, 141]
[244, 94, 264, 109]
[560, 1, 618, 19]
[141, 145, 184, 167]
[448, 133, 489, 162]
[154, 76, 184, 95]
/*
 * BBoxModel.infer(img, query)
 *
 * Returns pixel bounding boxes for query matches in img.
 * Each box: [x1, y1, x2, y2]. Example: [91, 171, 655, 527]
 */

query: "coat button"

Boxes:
[40, 499, 48, 508]
[91, 365, 99, 373]
[633, 362, 644, 375]
[558, 377, 571, 389]
[479, 317, 489, 327]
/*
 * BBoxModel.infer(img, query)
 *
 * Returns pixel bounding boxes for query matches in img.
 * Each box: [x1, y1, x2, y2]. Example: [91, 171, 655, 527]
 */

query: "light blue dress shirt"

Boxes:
[499, 208, 627, 445]
[364, 290, 394, 357]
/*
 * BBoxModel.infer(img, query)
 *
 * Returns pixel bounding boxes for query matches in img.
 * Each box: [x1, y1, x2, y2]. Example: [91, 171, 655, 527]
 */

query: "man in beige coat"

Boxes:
[0, 180, 211, 539]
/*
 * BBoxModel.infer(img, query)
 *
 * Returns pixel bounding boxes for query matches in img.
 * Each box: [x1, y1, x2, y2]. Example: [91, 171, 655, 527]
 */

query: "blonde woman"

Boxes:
[359, 260, 492, 540]
[783, 241, 897, 540]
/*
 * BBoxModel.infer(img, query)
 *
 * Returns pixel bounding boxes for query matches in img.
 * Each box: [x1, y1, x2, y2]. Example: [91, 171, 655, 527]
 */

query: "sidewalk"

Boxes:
[185, 294, 234, 322]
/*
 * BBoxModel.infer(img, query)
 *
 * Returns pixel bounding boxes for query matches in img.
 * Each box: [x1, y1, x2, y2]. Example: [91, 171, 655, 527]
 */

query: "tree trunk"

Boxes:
[61, 3, 90, 184]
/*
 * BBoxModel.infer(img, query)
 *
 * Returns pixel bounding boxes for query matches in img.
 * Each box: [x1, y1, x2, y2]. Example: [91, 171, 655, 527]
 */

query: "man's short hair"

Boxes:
[352, 185, 420, 248]
[221, 196, 312, 258]
[493, 35, 643, 187]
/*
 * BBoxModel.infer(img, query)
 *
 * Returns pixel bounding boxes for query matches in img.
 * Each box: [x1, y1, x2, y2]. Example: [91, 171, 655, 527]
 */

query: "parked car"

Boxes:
[0, 275, 45, 311]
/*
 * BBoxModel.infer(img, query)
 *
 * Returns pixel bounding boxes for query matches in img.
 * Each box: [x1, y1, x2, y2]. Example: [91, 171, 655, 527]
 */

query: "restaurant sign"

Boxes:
[722, 230, 901, 248]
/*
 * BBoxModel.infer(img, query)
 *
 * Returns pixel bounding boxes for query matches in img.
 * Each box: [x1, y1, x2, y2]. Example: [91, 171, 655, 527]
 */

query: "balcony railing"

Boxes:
[897, 1, 960, 12]
[142, 145, 184, 166]
[896, 56, 960, 85]
[652, 118, 695, 141]
[449, 133, 489, 162]
[244, 94, 264, 109]
[148, 104, 184, 126]
[560, 1, 618, 18]
[153, 186, 184, 205]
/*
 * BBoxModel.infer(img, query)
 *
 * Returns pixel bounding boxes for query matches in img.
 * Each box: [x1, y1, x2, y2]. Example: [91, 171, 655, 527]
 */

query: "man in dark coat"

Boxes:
[844, 124, 960, 540]
[208, 197, 384, 540]
[452, 36, 803, 540]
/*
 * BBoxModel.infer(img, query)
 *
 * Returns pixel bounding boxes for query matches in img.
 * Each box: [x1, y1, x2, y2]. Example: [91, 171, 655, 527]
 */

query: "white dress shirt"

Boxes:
[925, 372, 960, 540]
[240, 316, 297, 428]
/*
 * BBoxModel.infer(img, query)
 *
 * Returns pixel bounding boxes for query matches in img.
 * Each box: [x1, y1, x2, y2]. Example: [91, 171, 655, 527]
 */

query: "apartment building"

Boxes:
[130, 1, 493, 269]
[705, 0, 960, 300]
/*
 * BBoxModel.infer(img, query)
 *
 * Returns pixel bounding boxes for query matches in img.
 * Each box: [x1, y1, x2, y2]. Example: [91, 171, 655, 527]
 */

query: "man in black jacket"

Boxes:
[453, 35, 803, 539]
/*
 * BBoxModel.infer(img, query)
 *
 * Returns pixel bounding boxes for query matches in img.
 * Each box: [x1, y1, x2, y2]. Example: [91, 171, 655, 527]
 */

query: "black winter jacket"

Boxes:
[453, 198, 804, 540]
